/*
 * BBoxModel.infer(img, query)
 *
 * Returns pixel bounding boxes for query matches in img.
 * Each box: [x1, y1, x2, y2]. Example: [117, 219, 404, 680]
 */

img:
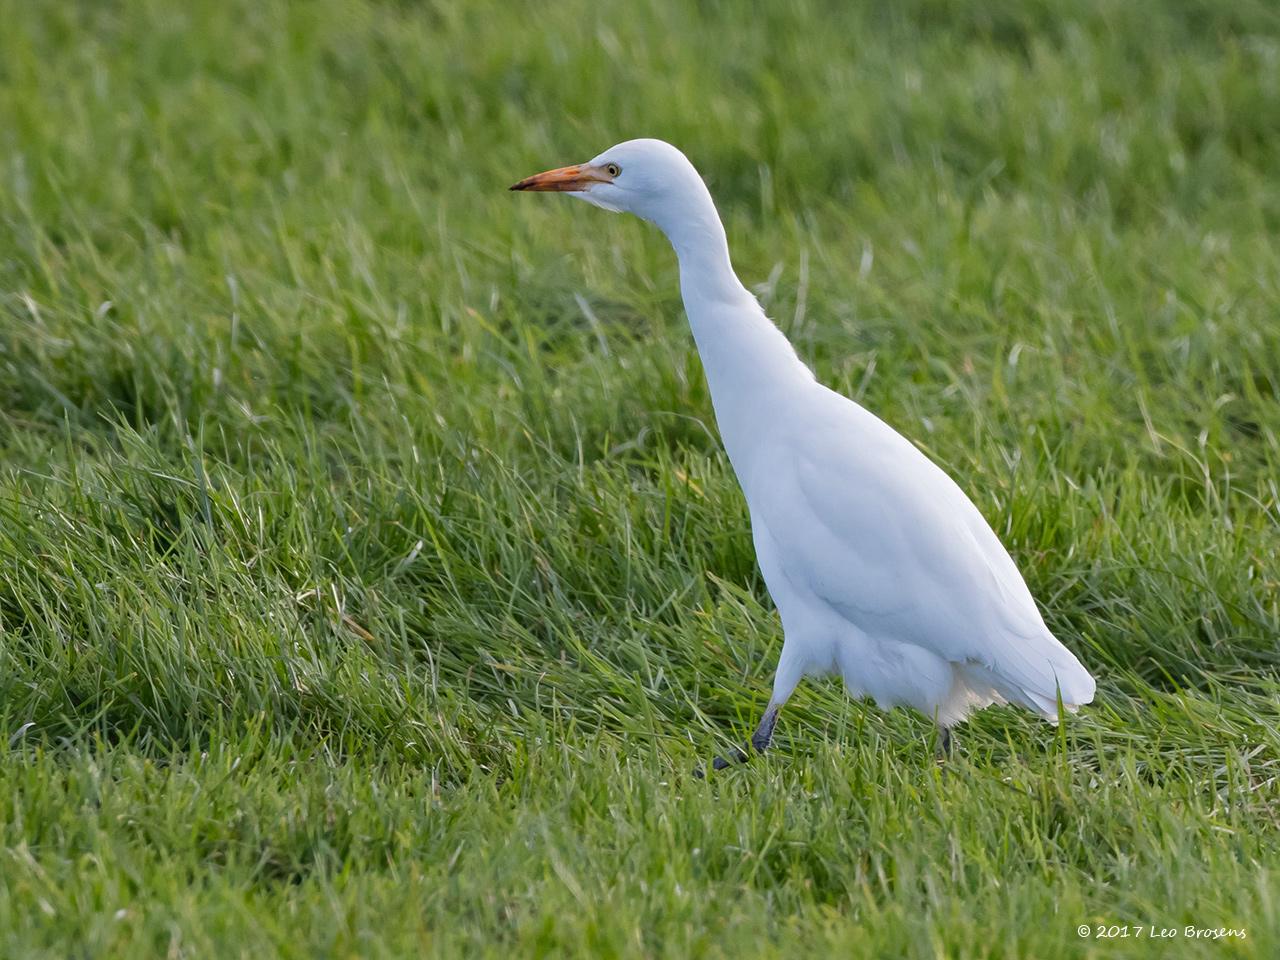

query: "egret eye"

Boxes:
[605, 163, 621, 178]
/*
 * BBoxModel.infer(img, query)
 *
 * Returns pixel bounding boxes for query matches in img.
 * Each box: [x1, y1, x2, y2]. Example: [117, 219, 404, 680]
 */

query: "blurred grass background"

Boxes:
[1, 0, 1279, 956]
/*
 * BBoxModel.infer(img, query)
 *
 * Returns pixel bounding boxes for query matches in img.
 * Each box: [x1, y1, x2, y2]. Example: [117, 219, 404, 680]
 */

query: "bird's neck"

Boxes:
[661, 203, 814, 466]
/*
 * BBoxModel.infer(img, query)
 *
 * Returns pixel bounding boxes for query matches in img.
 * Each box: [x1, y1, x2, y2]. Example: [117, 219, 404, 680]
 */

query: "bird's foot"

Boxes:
[693, 742, 752, 778]
[712, 743, 751, 770]
[695, 704, 781, 777]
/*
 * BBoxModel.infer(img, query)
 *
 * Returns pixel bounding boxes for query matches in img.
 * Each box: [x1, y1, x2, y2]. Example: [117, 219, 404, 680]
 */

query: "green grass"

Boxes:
[2, 0, 1279, 955]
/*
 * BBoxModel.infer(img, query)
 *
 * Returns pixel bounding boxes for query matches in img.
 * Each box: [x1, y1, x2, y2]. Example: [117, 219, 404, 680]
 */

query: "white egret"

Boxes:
[512, 139, 1095, 767]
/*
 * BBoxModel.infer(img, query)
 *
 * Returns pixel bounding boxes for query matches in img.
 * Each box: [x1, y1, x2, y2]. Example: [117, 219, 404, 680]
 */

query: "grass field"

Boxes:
[2, 0, 1280, 955]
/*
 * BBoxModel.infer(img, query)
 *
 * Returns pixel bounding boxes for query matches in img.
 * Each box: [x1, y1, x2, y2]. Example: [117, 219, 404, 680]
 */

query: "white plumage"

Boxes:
[512, 139, 1095, 759]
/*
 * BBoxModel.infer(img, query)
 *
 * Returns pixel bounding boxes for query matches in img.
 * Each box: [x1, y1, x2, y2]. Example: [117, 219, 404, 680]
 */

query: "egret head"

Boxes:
[510, 138, 714, 239]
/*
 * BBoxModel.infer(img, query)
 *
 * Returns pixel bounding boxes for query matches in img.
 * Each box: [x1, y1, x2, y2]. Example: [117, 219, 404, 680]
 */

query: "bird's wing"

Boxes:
[748, 386, 1095, 711]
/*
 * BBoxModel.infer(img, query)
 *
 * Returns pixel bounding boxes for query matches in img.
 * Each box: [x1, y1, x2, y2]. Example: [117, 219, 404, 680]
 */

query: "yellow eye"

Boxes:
[605, 163, 621, 178]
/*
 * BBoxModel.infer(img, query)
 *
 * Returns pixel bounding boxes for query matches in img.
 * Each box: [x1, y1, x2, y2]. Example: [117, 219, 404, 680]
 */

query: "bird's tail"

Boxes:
[1013, 650, 1096, 722]
[957, 647, 1095, 725]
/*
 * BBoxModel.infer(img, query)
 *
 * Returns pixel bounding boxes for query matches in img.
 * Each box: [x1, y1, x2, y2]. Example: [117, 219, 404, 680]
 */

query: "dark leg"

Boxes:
[937, 725, 952, 759]
[751, 702, 781, 752]
[707, 703, 781, 772]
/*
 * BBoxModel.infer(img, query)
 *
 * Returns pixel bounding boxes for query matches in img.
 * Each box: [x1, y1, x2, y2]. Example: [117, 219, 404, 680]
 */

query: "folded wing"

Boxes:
[748, 387, 1095, 717]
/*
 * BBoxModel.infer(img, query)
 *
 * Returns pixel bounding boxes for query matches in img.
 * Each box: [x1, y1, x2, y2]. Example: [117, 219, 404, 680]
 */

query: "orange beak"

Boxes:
[509, 163, 610, 192]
